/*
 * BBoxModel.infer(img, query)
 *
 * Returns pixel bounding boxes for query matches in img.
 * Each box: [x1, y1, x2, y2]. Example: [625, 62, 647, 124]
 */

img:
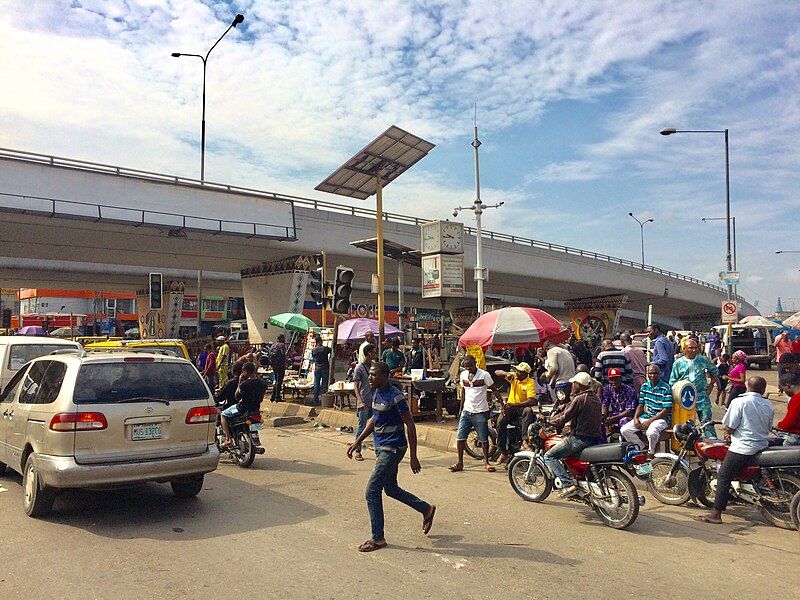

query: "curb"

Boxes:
[262, 402, 317, 420]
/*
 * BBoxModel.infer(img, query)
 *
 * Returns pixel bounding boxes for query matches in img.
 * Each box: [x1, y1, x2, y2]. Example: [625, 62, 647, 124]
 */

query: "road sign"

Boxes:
[719, 271, 740, 286]
[721, 300, 738, 324]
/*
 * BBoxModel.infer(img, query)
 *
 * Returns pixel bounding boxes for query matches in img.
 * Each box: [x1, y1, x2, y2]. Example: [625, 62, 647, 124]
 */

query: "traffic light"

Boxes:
[149, 272, 163, 311]
[332, 267, 354, 315]
[310, 267, 324, 306]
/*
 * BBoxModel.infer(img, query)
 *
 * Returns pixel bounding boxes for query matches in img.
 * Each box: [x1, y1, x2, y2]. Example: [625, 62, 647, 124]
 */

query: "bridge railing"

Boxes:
[0, 147, 728, 294]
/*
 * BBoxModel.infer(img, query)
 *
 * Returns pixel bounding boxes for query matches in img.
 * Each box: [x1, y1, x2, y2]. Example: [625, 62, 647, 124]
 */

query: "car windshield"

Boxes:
[8, 344, 75, 371]
[73, 362, 208, 404]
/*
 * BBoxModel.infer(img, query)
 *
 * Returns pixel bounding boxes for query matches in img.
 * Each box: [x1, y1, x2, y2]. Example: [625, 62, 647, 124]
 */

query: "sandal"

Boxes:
[422, 505, 436, 535]
[448, 464, 463, 472]
[354, 452, 364, 462]
[358, 539, 387, 552]
[484, 464, 496, 472]
[693, 515, 723, 525]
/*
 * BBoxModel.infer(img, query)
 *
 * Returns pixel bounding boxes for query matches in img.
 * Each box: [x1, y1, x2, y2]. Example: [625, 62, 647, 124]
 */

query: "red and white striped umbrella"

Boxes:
[458, 307, 569, 350]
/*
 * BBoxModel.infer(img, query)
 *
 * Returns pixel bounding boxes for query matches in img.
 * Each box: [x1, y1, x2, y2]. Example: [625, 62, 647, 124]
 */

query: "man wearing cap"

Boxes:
[494, 362, 538, 464]
[544, 371, 603, 497]
[601, 367, 638, 440]
[620, 364, 673, 457]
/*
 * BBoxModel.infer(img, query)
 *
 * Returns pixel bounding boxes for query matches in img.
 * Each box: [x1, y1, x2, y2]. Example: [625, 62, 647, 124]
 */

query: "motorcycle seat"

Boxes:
[576, 442, 632, 463]
[752, 445, 800, 467]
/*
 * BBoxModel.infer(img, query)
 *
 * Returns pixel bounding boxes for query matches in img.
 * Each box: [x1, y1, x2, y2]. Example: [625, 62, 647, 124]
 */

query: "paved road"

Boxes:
[1, 425, 797, 600]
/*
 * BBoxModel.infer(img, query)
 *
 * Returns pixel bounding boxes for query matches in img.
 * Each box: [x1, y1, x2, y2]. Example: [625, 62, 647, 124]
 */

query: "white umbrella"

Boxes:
[739, 315, 781, 328]
[781, 311, 800, 329]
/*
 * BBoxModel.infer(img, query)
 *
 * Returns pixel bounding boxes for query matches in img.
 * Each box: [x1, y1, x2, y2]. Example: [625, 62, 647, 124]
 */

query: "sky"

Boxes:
[1, 0, 799, 312]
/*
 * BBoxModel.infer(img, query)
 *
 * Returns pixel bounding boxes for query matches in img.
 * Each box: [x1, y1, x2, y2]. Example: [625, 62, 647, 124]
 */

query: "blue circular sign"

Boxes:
[680, 386, 696, 409]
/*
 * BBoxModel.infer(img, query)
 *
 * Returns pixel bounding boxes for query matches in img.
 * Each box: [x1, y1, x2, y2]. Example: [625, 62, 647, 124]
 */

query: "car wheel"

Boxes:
[171, 475, 204, 498]
[22, 454, 56, 518]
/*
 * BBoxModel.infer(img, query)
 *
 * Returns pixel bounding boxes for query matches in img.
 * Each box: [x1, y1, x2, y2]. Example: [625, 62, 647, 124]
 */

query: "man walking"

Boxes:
[201, 343, 217, 390]
[670, 338, 722, 438]
[450, 355, 499, 473]
[621, 333, 646, 392]
[347, 361, 436, 552]
[352, 343, 376, 461]
[694, 376, 774, 524]
[647, 324, 674, 384]
[620, 364, 672, 457]
[592, 339, 633, 386]
[311, 335, 332, 405]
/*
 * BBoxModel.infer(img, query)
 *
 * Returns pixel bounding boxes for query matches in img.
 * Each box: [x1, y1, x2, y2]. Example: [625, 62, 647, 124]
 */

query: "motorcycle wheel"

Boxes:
[647, 457, 691, 506]
[464, 429, 498, 461]
[233, 430, 256, 468]
[592, 469, 640, 530]
[758, 473, 800, 530]
[507, 456, 551, 503]
[790, 490, 800, 531]
[687, 467, 714, 508]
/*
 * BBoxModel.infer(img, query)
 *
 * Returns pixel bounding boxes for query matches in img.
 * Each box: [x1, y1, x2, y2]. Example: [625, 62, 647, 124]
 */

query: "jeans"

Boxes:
[620, 418, 669, 454]
[696, 399, 717, 438]
[355, 405, 375, 453]
[455, 410, 490, 442]
[543, 435, 594, 488]
[271, 367, 285, 402]
[366, 447, 430, 541]
[313, 365, 329, 405]
[713, 449, 753, 512]
[497, 406, 535, 453]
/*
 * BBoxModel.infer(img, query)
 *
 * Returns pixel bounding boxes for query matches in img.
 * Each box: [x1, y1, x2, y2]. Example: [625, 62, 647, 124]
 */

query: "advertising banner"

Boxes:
[422, 254, 464, 298]
[136, 281, 184, 339]
[569, 309, 618, 340]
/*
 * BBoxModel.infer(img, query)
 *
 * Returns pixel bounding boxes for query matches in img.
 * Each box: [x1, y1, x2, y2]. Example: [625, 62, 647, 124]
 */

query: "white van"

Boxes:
[712, 325, 773, 370]
[0, 336, 81, 390]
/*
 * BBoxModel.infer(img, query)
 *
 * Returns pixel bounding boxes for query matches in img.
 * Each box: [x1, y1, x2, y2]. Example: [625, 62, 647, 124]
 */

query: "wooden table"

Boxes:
[284, 378, 314, 402]
[328, 382, 356, 410]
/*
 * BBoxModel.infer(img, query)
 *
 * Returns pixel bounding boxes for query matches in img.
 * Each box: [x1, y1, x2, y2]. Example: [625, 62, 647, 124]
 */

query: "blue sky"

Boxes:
[1, 1, 799, 311]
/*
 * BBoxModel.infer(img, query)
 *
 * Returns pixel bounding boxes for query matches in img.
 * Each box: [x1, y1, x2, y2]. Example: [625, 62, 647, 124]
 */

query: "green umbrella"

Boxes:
[267, 312, 319, 333]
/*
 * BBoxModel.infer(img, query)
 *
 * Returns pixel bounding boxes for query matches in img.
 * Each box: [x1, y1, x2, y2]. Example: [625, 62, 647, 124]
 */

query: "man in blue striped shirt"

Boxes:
[620, 364, 673, 456]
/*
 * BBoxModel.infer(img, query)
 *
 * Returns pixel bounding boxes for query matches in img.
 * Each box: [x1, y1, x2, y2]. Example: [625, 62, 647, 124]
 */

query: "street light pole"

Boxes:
[703, 216, 737, 297]
[628, 212, 653, 267]
[172, 13, 244, 183]
[661, 127, 733, 299]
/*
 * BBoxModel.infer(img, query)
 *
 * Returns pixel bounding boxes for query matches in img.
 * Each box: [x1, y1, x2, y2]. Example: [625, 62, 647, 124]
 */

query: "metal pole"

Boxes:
[397, 260, 405, 331]
[321, 251, 327, 328]
[376, 171, 385, 348]
[201, 59, 207, 183]
[196, 269, 202, 336]
[472, 124, 485, 316]
[640, 222, 645, 266]
[724, 129, 733, 300]
[732, 216, 737, 299]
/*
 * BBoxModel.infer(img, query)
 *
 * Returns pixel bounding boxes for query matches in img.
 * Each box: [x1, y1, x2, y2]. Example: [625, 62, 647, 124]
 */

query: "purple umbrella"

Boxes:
[17, 326, 47, 336]
[336, 318, 403, 343]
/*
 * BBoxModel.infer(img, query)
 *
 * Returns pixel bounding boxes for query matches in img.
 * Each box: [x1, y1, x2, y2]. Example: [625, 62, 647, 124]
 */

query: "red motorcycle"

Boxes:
[507, 420, 646, 529]
[678, 420, 800, 529]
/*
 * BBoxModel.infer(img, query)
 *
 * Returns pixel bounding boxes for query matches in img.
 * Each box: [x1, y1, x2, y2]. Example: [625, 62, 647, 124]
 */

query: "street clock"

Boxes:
[420, 220, 464, 255]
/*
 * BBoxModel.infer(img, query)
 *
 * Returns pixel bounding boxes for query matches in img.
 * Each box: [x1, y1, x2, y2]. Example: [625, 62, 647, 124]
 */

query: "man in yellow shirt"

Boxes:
[495, 362, 539, 464]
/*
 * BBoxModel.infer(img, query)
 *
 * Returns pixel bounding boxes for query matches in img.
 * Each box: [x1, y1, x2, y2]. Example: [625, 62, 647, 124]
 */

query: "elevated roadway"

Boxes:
[0, 148, 757, 326]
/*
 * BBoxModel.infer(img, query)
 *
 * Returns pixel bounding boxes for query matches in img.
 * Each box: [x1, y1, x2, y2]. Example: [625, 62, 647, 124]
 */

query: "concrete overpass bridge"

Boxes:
[0, 148, 757, 329]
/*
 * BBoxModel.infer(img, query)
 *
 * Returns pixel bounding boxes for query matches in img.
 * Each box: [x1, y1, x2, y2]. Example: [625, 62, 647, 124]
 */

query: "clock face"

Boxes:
[421, 223, 439, 254]
[441, 223, 463, 252]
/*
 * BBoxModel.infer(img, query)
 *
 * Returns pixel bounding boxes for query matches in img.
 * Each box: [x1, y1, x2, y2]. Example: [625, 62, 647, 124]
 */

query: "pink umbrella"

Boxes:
[336, 318, 403, 343]
[458, 307, 569, 350]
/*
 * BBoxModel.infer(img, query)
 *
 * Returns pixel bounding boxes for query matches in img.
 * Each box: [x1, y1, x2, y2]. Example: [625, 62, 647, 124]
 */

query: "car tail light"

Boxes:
[186, 406, 218, 424]
[49, 412, 108, 431]
[124, 356, 155, 362]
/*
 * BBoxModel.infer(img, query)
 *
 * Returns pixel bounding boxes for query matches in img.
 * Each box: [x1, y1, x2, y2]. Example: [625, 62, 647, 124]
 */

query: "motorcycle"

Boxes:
[791, 490, 800, 531]
[464, 400, 554, 462]
[507, 420, 646, 529]
[215, 406, 266, 468]
[681, 420, 800, 529]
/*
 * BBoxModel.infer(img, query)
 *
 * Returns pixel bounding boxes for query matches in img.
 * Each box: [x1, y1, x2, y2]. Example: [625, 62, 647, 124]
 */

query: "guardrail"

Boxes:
[0, 147, 729, 295]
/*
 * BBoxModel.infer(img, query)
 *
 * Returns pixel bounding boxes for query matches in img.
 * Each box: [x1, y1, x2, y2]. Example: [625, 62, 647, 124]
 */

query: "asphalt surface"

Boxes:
[0, 424, 798, 600]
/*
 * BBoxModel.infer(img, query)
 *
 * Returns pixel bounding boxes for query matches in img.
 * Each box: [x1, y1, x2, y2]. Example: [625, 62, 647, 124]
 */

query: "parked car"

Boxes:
[0, 336, 81, 390]
[227, 330, 251, 356]
[0, 350, 219, 517]
[84, 339, 191, 361]
[713, 324, 773, 370]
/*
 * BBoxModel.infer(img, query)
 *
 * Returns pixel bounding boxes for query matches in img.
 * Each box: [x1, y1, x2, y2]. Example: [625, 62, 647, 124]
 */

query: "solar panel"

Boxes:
[315, 125, 435, 199]
[349, 237, 422, 267]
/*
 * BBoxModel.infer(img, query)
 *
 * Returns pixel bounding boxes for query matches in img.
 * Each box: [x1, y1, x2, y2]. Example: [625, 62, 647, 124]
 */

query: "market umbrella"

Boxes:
[739, 315, 781, 328]
[50, 326, 81, 338]
[336, 318, 403, 343]
[16, 326, 47, 336]
[458, 306, 569, 349]
[267, 312, 319, 333]
[781, 311, 800, 329]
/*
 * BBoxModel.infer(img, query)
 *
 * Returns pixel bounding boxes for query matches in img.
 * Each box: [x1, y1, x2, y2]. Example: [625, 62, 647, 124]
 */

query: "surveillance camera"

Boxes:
[453, 210, 459, 218]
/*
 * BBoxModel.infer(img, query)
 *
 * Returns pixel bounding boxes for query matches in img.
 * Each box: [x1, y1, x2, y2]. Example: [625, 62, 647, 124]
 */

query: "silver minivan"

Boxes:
[0, 336, 81, 390]
[0, 350, 219, 517]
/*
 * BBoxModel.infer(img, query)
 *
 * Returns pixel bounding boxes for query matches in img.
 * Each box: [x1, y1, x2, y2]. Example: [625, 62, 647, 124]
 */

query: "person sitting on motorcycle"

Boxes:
[600, 367, 638, 440]
[214, 361, 244, 411]
[694, 376, 774, 525]
[494, 362, 538, 464]
[220, 361, 267, 449]
[777, 372, 800, 446]
[543, 371, 603, 498]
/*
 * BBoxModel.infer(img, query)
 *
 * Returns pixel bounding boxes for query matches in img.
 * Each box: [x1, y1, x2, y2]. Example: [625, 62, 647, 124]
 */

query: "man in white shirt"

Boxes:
[450, 355, 500, 473]
[359, 331, 376, 364]
[544, 340, 576, 410]
[694, 376, 774, 524]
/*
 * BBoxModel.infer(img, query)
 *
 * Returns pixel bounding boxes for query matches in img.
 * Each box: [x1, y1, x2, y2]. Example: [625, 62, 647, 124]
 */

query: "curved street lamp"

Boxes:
[628, 212, 653, 267]
[172, 13, 245, 182]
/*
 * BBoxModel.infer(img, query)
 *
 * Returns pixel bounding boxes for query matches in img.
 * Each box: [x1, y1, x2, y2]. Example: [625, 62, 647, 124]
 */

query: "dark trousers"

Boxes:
[713, 450, 753, 512]
[497, 406, 535, 452]
[271, 367, 285, 402]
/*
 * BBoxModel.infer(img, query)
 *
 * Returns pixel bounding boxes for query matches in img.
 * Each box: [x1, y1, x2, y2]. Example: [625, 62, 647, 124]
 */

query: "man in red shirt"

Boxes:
[773, 331, 794, 371]
[778, 373, 800, 446]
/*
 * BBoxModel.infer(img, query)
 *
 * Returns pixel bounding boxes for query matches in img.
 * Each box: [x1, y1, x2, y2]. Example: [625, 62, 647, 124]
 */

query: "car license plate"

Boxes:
[132, 423, 163, 441]
[249, 423, 263, 431]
